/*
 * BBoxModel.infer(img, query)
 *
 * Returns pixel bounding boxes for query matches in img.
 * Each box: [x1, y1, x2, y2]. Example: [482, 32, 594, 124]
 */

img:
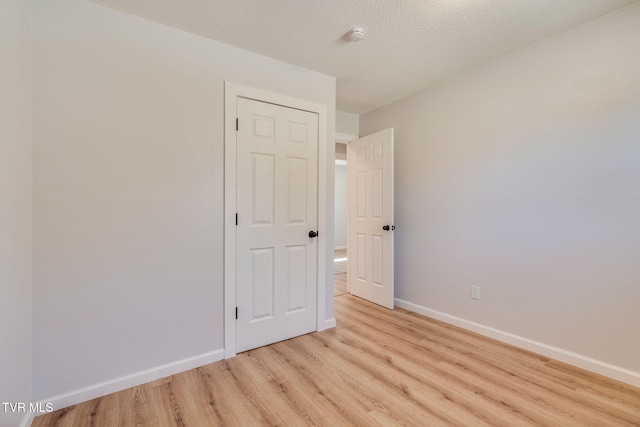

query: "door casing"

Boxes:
[224, 82, 329, 358]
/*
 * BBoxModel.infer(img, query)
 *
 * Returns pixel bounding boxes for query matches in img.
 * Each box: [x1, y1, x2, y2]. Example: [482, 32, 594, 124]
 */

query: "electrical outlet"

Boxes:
[471, 286, 480, 300]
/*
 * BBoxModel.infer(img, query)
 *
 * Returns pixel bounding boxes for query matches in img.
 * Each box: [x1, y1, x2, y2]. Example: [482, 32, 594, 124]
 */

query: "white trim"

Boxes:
[334, 245, 347, 250]
[224, 82, 329, 350]
[395, 298, 640, 388]
[316, 99, 329, 332]
[39, 349, 224, 412]
[19, 412, 34, 427]
[224, 83, 238, 358]
[336, 132, 357, 143]
[325, 318, 337, 329]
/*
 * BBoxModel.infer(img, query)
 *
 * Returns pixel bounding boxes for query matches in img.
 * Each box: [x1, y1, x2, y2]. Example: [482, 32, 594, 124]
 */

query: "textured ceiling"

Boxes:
[88, 0, 637, 114]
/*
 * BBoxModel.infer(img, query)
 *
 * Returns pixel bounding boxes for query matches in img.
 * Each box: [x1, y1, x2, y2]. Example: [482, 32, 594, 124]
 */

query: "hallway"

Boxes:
[334, 248, 347, 296]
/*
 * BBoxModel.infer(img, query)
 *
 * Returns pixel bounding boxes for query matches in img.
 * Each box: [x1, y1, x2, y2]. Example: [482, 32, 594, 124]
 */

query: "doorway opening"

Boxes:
[334, 139, 351, 298]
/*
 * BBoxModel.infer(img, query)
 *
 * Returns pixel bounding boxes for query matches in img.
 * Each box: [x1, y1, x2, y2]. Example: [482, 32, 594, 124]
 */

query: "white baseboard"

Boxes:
[19, 412, 35, 427]
[324, 318, 337, 329]
[395, 298, 640, 388]
[40, 349, 225, 412]
[334, 245, 347, 250]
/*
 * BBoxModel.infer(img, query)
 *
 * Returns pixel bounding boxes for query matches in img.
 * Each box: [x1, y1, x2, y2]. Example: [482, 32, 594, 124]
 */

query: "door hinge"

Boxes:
[236, 118, 238, 131]
[235, 213, 238, 226]
[235, 307, 238, 320]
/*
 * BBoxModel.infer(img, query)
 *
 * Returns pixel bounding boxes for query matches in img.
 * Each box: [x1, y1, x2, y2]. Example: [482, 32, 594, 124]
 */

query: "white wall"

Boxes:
[32, 0, 335, 403]
[0, 1, 33, 426]
[334, 165, 347, 248]
[336, 110, 359, 136]
[361, 3, 640, 384]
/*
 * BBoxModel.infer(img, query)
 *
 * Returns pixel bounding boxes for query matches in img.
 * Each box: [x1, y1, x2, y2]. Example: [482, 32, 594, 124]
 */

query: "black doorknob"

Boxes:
[308, 230, 318, 238]
[383, 225, 390, 231]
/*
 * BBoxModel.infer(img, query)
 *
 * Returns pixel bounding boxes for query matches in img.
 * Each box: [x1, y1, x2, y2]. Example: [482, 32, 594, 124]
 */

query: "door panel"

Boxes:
[287, 158, 307, 223]
[236, 97, 318, 353]
[286, 245, 307, 312]
[251, 248, 274, 321]
[252, 154, 275, 224]
[348, 128, 394, 309]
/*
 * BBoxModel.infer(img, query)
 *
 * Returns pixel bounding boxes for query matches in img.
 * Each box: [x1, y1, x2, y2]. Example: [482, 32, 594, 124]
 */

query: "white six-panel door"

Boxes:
[348, 128, 394, 309]
[236, 97, 319, 353]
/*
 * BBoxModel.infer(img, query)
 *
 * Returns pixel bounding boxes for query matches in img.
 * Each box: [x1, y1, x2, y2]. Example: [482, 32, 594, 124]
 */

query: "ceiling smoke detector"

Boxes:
[347, 28, 364, 42]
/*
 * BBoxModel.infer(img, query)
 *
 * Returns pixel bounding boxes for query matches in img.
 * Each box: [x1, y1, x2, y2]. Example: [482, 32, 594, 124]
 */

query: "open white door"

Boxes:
[347, 128, 394, 309]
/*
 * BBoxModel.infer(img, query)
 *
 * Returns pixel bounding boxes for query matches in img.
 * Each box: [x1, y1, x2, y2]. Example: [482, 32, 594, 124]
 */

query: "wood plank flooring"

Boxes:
[33, 272, 640, 426]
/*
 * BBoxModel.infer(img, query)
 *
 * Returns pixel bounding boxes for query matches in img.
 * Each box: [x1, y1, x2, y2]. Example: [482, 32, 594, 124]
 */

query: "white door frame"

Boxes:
[224, 82, 328, 358]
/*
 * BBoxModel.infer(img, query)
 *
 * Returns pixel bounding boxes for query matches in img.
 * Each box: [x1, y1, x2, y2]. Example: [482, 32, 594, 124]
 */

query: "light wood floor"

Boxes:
[34, 281, 640, 426]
